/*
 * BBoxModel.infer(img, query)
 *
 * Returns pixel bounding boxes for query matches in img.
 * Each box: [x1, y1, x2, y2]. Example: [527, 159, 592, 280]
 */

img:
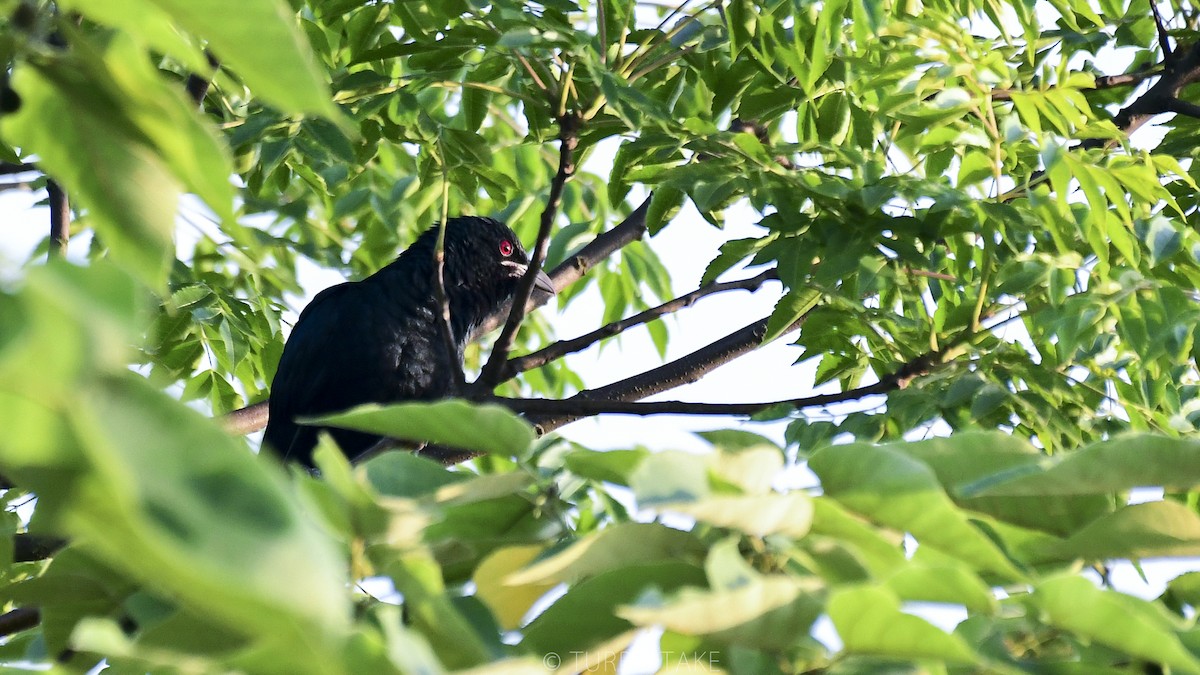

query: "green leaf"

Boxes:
[361, 451, 466, 498]
[522, 562, 707, 656]
[647, 187, 685, 235]
[809, 442, 1025, 580]
[1052, 500, 1200, 561]
[762, 289, 820, 344]
[809, 497, 907, 577]
[894, 432, 1112, 536]
[1034, 575, 1200, 674]
[3, 65, 179, 289]
[654, 493, 814, 537]
[563, 447, 649, 485]
[618, 575, 824, 650]
[883, 564, 996, 614]
[505, 523, 706, 586]
[630, 450, 711, 505]
[143, 0, 339, 118]
[59, 0, 210, 73]
[1140, 215, 1182, 267]
[309, 399, 535, 458]
[4, 375, 352, 671]
[965, 434, 1200, 496]
[828, 585, 979, 664]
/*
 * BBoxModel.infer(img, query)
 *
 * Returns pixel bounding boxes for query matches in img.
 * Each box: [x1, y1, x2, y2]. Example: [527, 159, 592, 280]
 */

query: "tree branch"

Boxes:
[999, 33, 1200, 201]
[493, 349, 943, 418]
[503, 267, 780, 379]
[417, 307, 811, 464]
[222, 402, 269, 435]
[517, 307, 1027, 436]
[1083, 39, 1200, 146]
[47, 180, 69, 257]
[477, 113, 579, 387]
[0, 607, 39, 638]
[1150, 0, 1173, 59]
[527, 309, 812, 435]
[1163, 96, 1200, 118]
[489, 309, 1027, 428]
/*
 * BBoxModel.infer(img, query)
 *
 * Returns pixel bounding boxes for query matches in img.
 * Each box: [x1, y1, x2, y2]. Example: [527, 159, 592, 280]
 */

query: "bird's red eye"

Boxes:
[499, 240, 514, 257]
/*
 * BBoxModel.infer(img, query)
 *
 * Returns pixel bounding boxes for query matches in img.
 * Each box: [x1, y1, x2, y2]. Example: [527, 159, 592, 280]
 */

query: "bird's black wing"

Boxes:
[263, 282, 381, 464]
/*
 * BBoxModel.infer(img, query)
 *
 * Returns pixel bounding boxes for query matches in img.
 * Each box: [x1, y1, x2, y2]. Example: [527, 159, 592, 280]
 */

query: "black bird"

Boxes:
[263, 216, 554, 467]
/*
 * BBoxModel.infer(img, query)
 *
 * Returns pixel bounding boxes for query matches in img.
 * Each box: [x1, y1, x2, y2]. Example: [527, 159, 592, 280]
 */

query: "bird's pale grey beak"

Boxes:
[502, 261, 557, 294]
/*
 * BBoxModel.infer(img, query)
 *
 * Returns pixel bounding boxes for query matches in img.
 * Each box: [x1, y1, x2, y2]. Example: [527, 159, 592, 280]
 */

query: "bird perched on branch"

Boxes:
[263, 216, 554, 467]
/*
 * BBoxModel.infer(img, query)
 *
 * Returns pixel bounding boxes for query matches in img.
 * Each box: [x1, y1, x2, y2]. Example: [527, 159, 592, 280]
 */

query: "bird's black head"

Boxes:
[394, 216, 553, 335]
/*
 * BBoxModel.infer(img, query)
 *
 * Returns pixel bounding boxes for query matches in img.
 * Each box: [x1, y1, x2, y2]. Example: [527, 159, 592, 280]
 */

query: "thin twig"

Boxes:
[628, 44, 699, 83]
[476, 113, 580, 387]
[504, 267, 780, 378]
[597, 0, 608, 64]
[46, 180, 69, 257]
[513, 52, 550, 93]
[904, 267, 957, 281]
[432, 181, 464, 391]
[1150, 0, 1172, 59]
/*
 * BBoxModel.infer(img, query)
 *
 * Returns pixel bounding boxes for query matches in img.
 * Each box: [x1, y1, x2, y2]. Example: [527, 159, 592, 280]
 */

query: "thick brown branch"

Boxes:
[0, 607, 39, 638]
[514, 308, 1026, 436]
[490, 311, 1029, 430]
[478, 114, 579, 387]
[47, 180, 69, 257]
[417, 307, 809, 464]
[1163, 96, 1200, 118]
[504, 267, 780, 378]
[527, 310, 812, 434]
[493, 350, 941, 417]
[1083, 40, 1200, 146]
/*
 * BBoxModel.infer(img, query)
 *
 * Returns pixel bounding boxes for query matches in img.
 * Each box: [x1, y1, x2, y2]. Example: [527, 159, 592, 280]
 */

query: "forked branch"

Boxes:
[477, 113, 580, 387]
[501, 267, 780, 379]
